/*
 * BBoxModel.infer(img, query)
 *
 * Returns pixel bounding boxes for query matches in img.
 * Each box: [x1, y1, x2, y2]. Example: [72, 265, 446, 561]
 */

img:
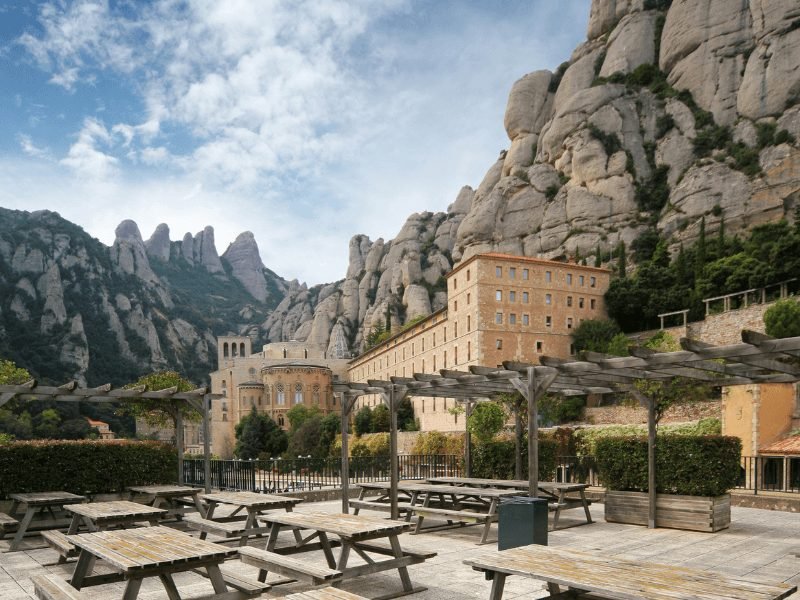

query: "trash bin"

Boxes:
[497, 496, 548, 550]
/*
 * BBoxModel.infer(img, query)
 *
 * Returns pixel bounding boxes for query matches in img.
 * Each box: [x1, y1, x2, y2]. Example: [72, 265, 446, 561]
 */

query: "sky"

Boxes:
[0, 0, 591, 286]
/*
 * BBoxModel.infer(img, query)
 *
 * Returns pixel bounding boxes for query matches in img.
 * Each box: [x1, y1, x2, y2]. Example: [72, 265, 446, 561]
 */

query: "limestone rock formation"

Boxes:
[222, 232, 270, 303]
[145, 223, 171, 262]
[111, 220, 157, 283]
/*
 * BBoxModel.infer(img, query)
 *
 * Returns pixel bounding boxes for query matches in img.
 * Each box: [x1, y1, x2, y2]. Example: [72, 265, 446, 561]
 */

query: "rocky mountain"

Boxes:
[257, 0, 800, 357]
[0, 209, 289, 386]
[4, 0, 799, 382]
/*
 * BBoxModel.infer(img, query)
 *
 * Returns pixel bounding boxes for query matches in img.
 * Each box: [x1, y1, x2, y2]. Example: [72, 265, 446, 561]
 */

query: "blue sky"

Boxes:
[0, 0, 591, 285]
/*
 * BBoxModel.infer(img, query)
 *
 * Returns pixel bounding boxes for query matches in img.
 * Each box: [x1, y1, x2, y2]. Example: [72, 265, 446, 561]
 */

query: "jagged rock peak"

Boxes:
[145, 223, 171, 262]
[587, 0, 643, 40]
[115, 219, 144, 242]
[223, 231, 268, 302]
[112, 220, 157, 282]
[195, 226, 225, 274]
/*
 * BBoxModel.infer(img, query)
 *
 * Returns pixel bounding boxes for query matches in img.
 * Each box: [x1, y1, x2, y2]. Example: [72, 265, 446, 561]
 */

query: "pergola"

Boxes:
[0, 381, 221, 492]
[334, 330, 800, 528]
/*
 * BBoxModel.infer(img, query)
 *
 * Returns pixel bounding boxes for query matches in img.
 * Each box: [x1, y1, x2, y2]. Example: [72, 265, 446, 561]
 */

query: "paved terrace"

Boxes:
[1, 501, 798, 599]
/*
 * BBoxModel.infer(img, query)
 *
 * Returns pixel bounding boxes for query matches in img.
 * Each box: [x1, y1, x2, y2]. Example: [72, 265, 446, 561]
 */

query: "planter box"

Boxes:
[604, 490, 730, 532]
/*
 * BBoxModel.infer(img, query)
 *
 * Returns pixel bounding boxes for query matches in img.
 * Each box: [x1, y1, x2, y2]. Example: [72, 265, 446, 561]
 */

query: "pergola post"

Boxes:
[527, 367, 538, 498]
[339, 392, 352, 514]
[514, 402, 523, 480]
[203, 394, 212, 493]
[647, 397, 657, 529]
[464, 400, 474, 477]
[175, 407, 185, 485]
[389, 385, 399, 520]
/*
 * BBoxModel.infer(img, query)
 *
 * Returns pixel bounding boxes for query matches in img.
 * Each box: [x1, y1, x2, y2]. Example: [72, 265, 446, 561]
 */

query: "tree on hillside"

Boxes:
[396, 397, 418, 431]
[371, 403, 390, 432]
[764, 299, 800, 338]
[571, 319, 622, 354]
[234, 407, 287, 459]
[118, 371, 201, 443]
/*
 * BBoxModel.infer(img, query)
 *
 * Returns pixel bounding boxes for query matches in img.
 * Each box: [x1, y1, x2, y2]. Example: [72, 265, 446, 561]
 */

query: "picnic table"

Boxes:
[64, 500, 167, 532]
[464, 544, 798, 600]
[426, 477, 593, 528]
[6, 491, 85, 551]
[186, 490, 303, 546]
[245, 511, 434, 599]
[355, 481, 520, 544]
[66, 525, 268, 599]
[127, 484, 207, 518]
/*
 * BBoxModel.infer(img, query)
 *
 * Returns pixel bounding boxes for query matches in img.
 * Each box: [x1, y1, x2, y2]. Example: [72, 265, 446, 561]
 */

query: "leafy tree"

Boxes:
[234, 407, 287, 459]
[371, 403, 390, 432]
[631, 229, 660, 263]
[396, 398, 417, 431]
[764, 299, 800, 338]
[118, 371, 200, 444]
[33, 408, 61, 439]
[539, 394, 585, 426]
[364, 323, 391, 350]
[0, 359, 31, 385]
[467, 402, 506, 443]
[571, 319, 622, 354]
[318, 413, 340, 456]
[617, 240, 627, 278]
[60, 418, 93, 440]
[287, 416, 323, 458]
[286, 404, 322, 431]
[607, 332, 631, 356]
[354, 406, 373, 436]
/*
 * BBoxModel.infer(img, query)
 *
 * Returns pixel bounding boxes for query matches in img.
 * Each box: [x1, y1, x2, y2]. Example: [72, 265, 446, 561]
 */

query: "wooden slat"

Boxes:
[285, 587, 370, 599]
[259, 511, 411, 538]
[32, 574, 89, 600]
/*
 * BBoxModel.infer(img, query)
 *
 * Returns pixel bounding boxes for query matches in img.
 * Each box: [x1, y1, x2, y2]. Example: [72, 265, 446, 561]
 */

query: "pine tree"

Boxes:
[617, 241, 627, 278]
[695, 216, 706, 283]
[384, 303, 391, 333]
[717, 217, 725, 256]
[594, 243, 602, 268]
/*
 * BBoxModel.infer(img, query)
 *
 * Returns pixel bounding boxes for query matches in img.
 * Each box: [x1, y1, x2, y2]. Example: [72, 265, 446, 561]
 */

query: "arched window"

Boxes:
[278, 415, 285, 427]
[312, 384, 320, 404]
[232, 344, 238, 357]
[276, 383, 285, 405]
[283, 348, 287, 358]
[240, 342, 246, 356]
[265, 386, 271, 404]
[304, 349, 308, 358]
[294, 383, 303, 404]
[223, 343, 229, 358]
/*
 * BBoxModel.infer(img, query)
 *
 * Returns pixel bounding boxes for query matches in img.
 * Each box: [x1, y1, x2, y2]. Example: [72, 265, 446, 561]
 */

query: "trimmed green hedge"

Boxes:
[471, 438, 557, 481]
[0, 440, 177, 498]
[595, 435, 741, 496]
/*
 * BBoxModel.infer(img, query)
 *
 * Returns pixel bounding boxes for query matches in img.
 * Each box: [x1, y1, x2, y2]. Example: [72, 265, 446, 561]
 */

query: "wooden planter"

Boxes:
[604, 491, 730, 532]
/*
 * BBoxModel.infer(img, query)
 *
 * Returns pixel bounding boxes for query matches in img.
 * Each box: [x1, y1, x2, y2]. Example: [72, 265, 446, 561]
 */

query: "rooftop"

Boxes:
[761, 434, 800, 456]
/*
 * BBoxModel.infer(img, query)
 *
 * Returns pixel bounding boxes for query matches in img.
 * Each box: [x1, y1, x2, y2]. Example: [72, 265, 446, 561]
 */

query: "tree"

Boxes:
[371, 403, 390, 432]
[287, 416, 323, 458]
[354, 406, 373, 436]
[467, 402, 506, 443]
[118, 371, 201, 443]
[571, 319, 622, 354]
[396, 398, 416, 431]
[594, 243, 602, 268]
[234, 407, 287, 459]
[764, 299, 800, 338]
[0, 359, 31, 385]
[318, 413, 340, 457]
[617, 240, 627, 278]
[607, 332, 631, 357]
[286, 405, 321, 431]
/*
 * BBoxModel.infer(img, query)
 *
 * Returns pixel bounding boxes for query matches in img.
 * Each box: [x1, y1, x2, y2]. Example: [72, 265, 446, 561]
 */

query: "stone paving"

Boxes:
[1, 501, 798, 599]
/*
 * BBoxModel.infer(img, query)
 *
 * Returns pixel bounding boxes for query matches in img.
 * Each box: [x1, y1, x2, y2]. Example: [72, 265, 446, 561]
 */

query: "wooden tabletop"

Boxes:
[464, 544, 797, 600]
[427, 477, 590, 492]
[359, 481, 521, 499]
[201, 490, 303, 508]
[68, 526, 237, 573]
[9, 491, 86, 505]
[65, 501, 167, 522]
[127, 485, 203, 496]
[259, 511, 412, 539]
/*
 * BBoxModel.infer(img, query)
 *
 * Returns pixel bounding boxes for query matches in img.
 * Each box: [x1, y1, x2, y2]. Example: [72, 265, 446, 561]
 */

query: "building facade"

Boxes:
[348, 253, 611, 431]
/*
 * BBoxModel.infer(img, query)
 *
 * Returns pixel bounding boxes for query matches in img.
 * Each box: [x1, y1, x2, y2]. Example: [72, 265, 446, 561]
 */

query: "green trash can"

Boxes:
[497, 496, 548, 550]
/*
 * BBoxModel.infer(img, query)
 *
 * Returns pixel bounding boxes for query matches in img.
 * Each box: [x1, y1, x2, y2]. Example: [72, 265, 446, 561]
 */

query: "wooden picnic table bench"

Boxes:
[256, 510, 435, 599]
[6, 491, 86, 552]
[127, 484, 207, 518]
[464, 544, 798, 600]
[285, 588, 370, 600]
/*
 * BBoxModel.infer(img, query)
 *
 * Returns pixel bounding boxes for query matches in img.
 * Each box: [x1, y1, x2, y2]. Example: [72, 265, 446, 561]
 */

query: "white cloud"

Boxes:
[60, 117, 118, 179]
[17, 134, 52, 160]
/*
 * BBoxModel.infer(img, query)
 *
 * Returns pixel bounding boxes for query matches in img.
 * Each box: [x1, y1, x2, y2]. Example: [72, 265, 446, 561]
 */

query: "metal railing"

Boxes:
[554, 456, 601, 487]
[183, 454, 462, 492]
[737, 455, 800, 494]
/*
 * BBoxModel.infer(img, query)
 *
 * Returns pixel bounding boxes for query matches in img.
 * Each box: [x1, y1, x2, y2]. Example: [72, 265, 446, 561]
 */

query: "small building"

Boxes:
[85, 418, 114, 440]
[758, 434, 800, 492]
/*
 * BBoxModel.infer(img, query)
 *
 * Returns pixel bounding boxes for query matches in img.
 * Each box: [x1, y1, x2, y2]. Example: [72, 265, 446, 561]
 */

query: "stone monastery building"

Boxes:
[207, 253, 610, 456]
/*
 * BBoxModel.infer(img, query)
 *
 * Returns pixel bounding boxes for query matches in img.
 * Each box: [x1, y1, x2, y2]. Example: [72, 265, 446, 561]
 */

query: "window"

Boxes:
[522, 314, 529, 326]
[277, 384, 285, 405]
[467, 315, 471, 332]
[444, 327, 447, 342]
[454, 347, 458, 364]
[444, 350, 447, 368]
[523, 268, 529, 280]
[567, 317, 573, 329]
[496, 339, 503, 349]
[591, 298, 596, 309]
[522, 292, 529, 303]
[222, 401, 227, 412]
[312, 384, 320, 404]
[509, 267, 516, 279]
[467, 341, 471, 361]
[590, 276, 596, 287]
[454, 322, 458, 336]
[412, 343, 415, 356]
[579, 297, 585, 309]
[567, 296, 573, 307]
[545, 271, 552, 282]
[454, 300, 458, 311]
[467, 293, 471, 304]
[545, 293, 552, 305]
[509, 313, 517, 324]
[567, 273, 573, 285]
[495, 312, 503, 324]
[545, 315, 552, 327]
[433, 332, 436, 345]
[433, 354, 436, 371]
[467, 269, 471, 281]
[496, 266, 502, 277]
[536, 341, 543, 352]
[509, 291, 516, 302]
[495, 290, 502, 301]
[579, 275, 585, 286]
[422, 338, 425, 351]
[453, 277, 457, 290]
[570, 344, 576, 355]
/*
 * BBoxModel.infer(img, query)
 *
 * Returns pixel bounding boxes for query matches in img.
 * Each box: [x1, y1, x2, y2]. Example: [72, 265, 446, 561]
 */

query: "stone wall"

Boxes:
[584, 401, 722, 425]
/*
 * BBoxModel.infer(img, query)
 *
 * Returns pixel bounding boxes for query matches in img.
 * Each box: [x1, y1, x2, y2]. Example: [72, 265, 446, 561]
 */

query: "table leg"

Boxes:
[206, 564, 228, 593]
[241, 509, 258, 547]
[318, 531, 337, 568]
[70, 550, 96, 589]
[553, 490, 565, 530]
[389, 534, 413, 592]
[191, 493, 207, 518]
[285, 505, 303, 543]
[121, 578, 143, 600]
[199, 502, 217, 540]
[9, 506, 36, 551]
[488, 572, 506, 600]
[580, 490, 593, 524]
[158, 573, 181, 600]
[480, 499, 498, 545]
[66, 514, 82, 535]
[9, 500, 19, 517]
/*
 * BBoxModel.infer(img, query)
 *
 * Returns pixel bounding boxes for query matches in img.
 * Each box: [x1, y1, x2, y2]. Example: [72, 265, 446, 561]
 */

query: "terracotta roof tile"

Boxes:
[759, 434, 800, 455]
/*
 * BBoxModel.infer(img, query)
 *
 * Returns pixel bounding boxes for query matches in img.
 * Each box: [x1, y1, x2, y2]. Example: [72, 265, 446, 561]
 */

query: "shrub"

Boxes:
[573, 419, 722, 456]
[471, 436, 557, 481]
[693, 125, 732, 157]
[544, 184, 560, 201]
[588, 124, 622, 156]
[595, 435, 741, 496]
[0, 440, 177, 498]
[411, 431, 464, 455]
[655, 114, 674, 138]
[764, 298, 800, 338]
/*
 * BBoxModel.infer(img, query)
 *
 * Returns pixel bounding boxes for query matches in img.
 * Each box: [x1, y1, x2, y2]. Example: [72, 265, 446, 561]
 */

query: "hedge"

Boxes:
[0, 440, 178, 498]
[595, 435, 741, 496]
[471, 437, 558, 481]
